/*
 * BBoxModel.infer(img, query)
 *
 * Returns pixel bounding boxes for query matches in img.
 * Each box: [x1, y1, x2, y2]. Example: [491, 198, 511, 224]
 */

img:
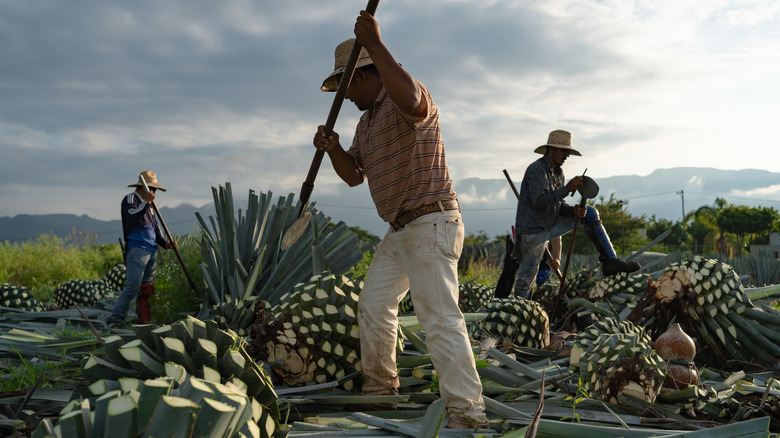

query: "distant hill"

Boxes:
[2, 167, 778, 244]
[0, 204, 210, 246]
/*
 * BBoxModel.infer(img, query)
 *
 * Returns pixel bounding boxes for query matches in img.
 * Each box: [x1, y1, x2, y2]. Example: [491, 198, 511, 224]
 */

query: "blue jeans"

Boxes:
[107, 247, 156, 324]
[514, 215, 578, 299]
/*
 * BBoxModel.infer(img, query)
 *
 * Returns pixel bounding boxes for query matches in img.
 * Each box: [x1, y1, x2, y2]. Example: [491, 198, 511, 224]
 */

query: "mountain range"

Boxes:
[2, 167, 778, 245]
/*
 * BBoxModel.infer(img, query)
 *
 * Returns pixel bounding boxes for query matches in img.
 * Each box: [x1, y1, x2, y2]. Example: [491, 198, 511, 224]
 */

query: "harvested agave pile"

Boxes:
[627, 256, 780, 364]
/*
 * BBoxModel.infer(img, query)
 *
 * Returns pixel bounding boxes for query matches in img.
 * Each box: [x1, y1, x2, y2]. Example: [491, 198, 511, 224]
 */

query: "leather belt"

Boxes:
[390, 199, 460, 231]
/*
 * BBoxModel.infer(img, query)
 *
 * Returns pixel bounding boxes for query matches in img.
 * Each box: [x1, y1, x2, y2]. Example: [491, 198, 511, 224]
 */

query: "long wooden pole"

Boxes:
[502, 169, 562, 281]
[139, 176, 200, 294]
[296, 0, 381, 219]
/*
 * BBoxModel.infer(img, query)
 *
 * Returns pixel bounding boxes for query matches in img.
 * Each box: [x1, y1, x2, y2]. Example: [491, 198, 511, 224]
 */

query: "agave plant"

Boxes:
[34, 373, 279, 438]
[472, 297, 550, 349]
[80, 315, 280, 433]
[195, 183, 364, 333]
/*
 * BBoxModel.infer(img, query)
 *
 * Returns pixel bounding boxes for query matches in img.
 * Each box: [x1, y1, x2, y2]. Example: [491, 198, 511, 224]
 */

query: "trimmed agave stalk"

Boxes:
[101, 263, 127, 291]
[575, 331, 665, 405]
[472, 297, 550, 349]
[0, 283, 42, 311]
[37, 374, 278, 438]
[459, 282, 496, 313]
[568, 319, 652, 371]
[399, 282, 495, 315]
[247, 272, 366, 392]
[81, 315, 280, 432]
[626, 256, 780, 364]
[195, 183, 364, 333]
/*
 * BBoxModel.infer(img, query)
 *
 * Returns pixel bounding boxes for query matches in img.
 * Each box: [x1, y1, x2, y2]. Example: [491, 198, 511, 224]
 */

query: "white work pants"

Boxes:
[358, 210, 487, 421]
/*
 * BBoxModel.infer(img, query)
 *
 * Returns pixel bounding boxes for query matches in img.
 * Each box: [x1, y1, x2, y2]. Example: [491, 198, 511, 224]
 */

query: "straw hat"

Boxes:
[321, 38, 374, 92]
[128, 170, 166, 191]
[534, 130, 582, 156]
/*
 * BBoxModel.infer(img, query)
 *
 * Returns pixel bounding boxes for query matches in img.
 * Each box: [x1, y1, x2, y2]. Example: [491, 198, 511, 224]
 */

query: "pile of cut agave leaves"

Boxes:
[2, 251, 780, 437]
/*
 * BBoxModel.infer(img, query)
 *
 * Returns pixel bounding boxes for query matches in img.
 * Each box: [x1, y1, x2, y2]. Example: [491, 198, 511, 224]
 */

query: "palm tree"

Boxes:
[684, 197, 731, 256]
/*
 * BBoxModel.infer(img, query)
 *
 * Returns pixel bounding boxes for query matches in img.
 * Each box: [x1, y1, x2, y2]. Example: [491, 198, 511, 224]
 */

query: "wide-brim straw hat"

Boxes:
[128, 170, 166, 191]
[321, 38, 374, 92]
[534, 129, 582, 156]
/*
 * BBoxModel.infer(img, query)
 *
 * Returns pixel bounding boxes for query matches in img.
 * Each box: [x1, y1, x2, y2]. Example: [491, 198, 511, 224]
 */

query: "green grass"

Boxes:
[0, 233, 122, 294]
[149, 234, 203, 323]
[0, 232, 202, 323]
[0, 349, 79, 392]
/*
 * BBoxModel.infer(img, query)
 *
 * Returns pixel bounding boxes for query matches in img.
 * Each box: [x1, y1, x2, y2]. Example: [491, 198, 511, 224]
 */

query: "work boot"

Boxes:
[445, 411, 490, 430]
[601, 256, 640, 276]
[583, 216, 641, 277]
[136, 282, 154, 324]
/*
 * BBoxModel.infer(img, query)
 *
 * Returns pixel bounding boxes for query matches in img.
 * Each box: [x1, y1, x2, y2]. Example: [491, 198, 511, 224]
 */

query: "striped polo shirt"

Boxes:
[346, 80, 457, 223]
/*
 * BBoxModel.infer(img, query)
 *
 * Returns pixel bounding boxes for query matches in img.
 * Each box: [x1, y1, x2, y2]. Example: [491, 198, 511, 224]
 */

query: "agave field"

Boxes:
[1, 183, 780, 437]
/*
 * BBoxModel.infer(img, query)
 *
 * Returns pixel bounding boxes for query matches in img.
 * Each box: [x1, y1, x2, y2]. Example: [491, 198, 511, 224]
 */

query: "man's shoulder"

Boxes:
[525, 157, 546, 172]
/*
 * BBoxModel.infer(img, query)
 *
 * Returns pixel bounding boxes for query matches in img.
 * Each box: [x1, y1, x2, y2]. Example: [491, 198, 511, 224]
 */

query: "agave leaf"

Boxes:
[196, 183, 364, 331]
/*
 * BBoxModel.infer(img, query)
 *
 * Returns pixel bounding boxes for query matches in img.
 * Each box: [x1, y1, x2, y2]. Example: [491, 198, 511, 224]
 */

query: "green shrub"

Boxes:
[0, 234, 120, 291]
[150, 233, 203, 324]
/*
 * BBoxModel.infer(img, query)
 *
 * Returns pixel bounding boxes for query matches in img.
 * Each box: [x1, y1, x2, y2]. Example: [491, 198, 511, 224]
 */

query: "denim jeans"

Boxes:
[358, 211, 487, 424]
[514, 215, 578, 298]
[107, 246, 156, 324]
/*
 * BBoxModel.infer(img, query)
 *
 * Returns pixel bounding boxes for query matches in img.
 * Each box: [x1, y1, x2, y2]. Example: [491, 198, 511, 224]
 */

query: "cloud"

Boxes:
[1, 0, 778, 222]
[731, 184, 780, 199]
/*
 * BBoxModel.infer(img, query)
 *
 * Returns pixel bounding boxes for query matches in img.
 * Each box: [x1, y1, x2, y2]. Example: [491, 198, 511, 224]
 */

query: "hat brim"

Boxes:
[534, 144, 582, 156]
[321, 58, 375, 92]
[129, 182, 167, 192]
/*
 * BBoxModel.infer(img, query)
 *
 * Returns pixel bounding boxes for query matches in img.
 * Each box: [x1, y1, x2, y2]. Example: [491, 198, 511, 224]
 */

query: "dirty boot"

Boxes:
[136, 282, 154, 324]
[601, 256, 640, 276]
[445, 411, 490, 430]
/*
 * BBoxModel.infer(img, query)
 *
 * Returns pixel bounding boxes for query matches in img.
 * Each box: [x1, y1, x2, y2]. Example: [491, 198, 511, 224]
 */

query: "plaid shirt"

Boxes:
[514, 156, 574, 235]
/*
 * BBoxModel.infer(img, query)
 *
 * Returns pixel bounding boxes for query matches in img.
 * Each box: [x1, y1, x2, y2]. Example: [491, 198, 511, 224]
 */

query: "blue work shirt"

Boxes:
[121, 191, 167, 252]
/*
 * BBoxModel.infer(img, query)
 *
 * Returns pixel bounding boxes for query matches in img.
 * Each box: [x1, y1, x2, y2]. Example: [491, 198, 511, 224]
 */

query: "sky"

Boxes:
[2, 0, 779, 227]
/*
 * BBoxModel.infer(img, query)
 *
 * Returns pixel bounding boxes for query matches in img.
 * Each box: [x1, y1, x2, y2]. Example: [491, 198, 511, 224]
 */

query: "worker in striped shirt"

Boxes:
[312, 11, 489, 431]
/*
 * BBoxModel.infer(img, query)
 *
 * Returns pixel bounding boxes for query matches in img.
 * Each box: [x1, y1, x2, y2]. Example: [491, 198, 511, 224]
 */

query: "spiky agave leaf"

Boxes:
[195, 183, 364, 333]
